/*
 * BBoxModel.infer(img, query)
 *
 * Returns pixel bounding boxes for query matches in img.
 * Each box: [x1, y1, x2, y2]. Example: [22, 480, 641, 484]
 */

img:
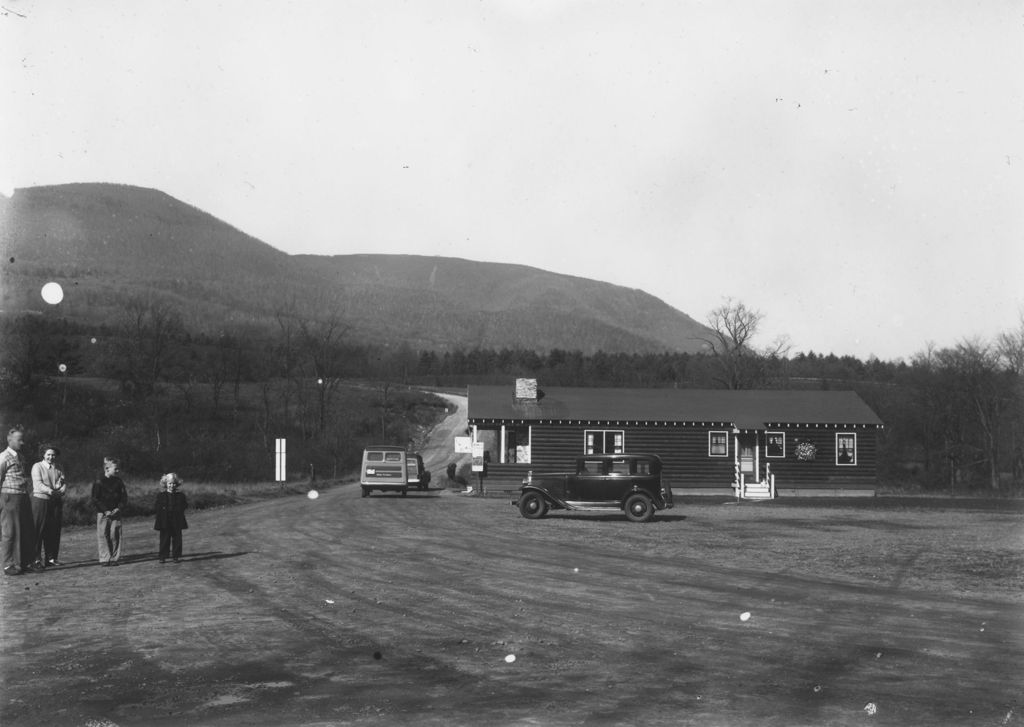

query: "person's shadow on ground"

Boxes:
[51, 551, 249, 570]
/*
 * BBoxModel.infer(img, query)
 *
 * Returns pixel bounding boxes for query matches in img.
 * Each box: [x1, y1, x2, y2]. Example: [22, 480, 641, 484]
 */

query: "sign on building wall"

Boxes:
[454, 436, 473, 454]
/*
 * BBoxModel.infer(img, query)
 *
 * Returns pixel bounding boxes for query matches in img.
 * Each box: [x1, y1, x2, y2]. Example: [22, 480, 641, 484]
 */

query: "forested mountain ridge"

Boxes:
[0, 183, 712, 353]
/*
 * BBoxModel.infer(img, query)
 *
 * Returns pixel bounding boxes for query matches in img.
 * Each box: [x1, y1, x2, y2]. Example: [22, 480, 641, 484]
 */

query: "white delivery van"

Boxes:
[360, 445, 409, 497]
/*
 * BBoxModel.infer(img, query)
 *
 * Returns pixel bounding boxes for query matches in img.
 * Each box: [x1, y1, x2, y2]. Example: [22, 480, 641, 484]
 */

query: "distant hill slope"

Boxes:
[0, 184, 711, 353]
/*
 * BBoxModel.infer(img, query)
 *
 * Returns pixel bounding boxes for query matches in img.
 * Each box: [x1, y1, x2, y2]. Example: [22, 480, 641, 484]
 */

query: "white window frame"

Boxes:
[584, 429, 625, 455]
[765, 431, 786, 459]
[708, 430, 729, 457]
[836, 432, 857, 466]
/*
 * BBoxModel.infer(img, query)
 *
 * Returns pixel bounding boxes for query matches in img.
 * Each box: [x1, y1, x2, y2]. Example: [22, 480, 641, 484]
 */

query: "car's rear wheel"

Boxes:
[623, 493, 654, 523]
[518, 491, 548, 519]
[361, 487, 370, 498]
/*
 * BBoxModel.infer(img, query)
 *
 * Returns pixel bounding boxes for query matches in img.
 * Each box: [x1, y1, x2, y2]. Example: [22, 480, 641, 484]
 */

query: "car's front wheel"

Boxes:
[361, 487, 370, 498]
[518, 491, 548, 519]
[623, 493, 654, 523]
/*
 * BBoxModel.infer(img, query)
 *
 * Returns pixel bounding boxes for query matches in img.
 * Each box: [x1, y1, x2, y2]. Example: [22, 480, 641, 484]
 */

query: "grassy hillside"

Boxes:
[0, 183, 712, 353]
[0, 183, 314, 329]
[300, 254, 711, 352]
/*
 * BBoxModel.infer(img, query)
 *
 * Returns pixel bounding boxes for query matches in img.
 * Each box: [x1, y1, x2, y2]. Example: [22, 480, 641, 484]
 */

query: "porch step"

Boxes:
[741, 482, 774, 500]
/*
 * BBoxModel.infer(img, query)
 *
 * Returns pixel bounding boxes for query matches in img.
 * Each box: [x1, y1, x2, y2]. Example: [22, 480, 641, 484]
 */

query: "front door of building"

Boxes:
[738, 434, 757, 482]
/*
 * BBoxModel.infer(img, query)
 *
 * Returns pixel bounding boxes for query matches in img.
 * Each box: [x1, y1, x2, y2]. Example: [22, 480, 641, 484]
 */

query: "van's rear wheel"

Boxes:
[518, 491, 548, 519]
[623, 493, 654, 523]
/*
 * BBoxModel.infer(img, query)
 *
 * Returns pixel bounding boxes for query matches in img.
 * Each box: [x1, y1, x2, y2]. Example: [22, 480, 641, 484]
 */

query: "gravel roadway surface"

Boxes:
[2, 396, 1022, 727]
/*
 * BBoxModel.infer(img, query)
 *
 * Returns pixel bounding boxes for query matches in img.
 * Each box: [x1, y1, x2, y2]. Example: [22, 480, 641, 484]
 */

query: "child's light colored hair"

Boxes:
[160, 472, 182, 488]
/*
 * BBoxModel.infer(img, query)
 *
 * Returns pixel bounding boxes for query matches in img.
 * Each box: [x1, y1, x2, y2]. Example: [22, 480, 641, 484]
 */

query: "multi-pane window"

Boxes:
[766, 432, 785, 458]
[708, 431, 729, 457]
[836, 433, 857, 466]
[585, 430, 624, 455]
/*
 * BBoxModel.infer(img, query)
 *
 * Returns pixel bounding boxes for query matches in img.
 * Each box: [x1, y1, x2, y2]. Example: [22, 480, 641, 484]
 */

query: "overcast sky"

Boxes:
[2, 0, 1021, 360]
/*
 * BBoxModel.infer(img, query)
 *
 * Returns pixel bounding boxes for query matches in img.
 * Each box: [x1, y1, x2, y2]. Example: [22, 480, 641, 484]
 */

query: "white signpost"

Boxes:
[471, 441, 485, 473]
[275, 438, 287, 482]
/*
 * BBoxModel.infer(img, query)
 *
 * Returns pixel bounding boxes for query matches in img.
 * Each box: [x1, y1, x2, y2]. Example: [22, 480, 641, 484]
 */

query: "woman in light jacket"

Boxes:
[31, 444, 67, 567]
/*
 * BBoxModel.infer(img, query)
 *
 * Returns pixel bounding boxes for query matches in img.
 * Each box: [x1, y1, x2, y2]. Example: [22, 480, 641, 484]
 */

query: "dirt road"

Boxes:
[416, 393, 469, 477]
[2, 398, 1022, 726]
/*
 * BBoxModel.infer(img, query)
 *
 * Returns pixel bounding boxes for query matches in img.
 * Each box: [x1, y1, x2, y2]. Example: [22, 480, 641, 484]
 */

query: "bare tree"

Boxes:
[996, 313, 1024, 484]
[0, 315, 55, 391]
[907, 343, 966, 490]
[117, 296, 185, 399]
[996, 312, 1024, 376]
[695, 298, 790, 389]
[912, 337, 1016, 490]
[273, 298, 302, 423]
[378, 381, 393, 441]
[942, 340, 1012, 490]
[298, 313, 349, 438]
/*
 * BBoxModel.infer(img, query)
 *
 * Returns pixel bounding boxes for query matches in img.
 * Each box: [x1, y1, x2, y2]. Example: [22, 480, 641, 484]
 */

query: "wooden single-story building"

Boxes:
[467, 380, 884, 498]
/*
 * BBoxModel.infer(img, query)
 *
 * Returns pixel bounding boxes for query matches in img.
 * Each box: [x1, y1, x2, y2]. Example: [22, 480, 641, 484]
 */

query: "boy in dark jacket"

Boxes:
[91, 457, 128, 566]
[154, 473, 188, 564]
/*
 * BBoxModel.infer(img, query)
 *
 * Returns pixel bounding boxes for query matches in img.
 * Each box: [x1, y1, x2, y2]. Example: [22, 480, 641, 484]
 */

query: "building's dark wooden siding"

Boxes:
[478, 421, 878, 491]
[764, 424, 878, 489]
[493, 423, 737, 488]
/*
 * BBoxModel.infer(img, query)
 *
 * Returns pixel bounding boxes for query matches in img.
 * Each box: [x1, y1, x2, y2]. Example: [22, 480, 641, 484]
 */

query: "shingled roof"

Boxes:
[468, 385, 883, 429]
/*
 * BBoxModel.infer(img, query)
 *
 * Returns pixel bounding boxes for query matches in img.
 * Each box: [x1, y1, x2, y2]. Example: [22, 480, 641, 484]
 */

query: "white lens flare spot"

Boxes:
[864, 702, 878, 716]
[58, 363, 68, 373]
[91, 337, 98, 344]
[740, 612, 751, 622]
[307, 490, 319, 500]
[504, 654, 516, 664]
[573, 567, 579, 573]
[41, 282, 64, 305]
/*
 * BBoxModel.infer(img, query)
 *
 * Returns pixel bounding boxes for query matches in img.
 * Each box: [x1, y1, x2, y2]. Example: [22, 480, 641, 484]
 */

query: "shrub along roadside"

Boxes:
[57, 478, 349, 527]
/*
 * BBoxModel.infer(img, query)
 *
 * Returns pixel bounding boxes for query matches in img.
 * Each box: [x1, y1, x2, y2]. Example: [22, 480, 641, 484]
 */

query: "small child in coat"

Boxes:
[154, 473, 188, 564]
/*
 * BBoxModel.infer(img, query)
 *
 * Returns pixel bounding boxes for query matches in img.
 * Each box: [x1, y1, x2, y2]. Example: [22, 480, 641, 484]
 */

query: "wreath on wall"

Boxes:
[795, 440, 818, 462]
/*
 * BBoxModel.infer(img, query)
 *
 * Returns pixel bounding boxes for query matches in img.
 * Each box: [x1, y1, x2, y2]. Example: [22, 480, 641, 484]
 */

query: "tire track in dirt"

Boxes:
[3, 411, 1022, 726]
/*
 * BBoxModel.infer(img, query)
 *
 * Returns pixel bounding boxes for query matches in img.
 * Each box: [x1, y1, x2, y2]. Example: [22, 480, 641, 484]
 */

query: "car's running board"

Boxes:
[564, 503, 622, 511]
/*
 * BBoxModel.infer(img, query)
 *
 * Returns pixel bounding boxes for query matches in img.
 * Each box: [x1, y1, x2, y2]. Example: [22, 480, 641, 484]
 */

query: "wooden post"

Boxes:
[275, 438, 287, 483]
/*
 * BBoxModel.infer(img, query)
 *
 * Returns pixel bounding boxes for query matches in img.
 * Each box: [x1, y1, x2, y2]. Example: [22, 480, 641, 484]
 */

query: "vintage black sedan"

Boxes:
[514, 453, 673, 523]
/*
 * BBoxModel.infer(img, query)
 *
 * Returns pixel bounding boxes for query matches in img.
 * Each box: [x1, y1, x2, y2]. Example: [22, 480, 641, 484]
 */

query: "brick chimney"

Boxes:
[514, 378, 538, 404]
